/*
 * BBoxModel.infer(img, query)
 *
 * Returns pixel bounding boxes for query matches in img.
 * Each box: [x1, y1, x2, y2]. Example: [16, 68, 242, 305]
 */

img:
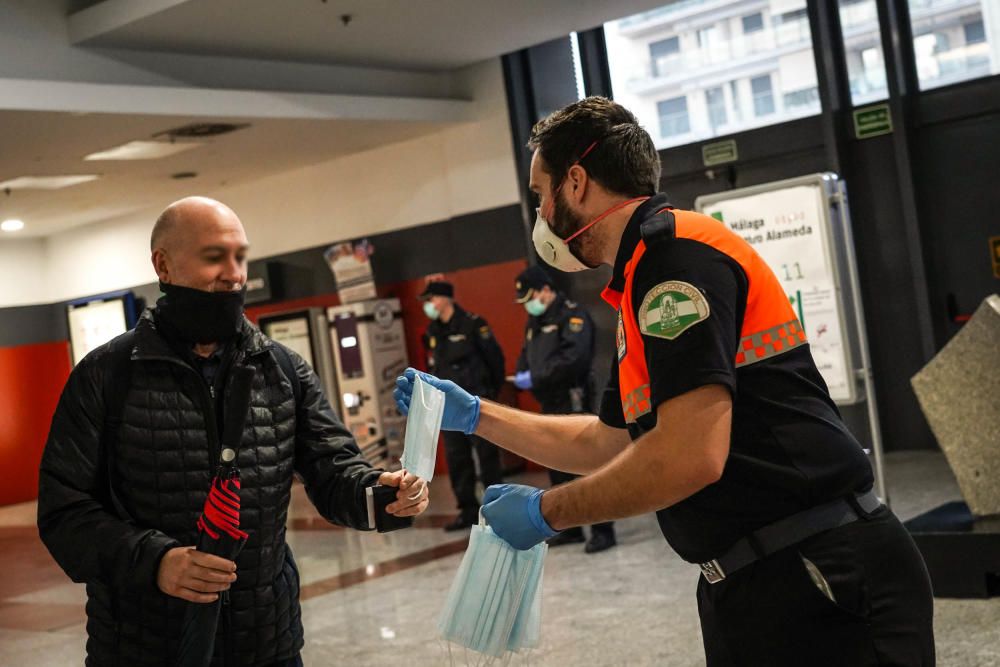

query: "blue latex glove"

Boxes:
[394, 367, 481, 434]
[481, 484, 558, 550]
[513, 370, 532, 390]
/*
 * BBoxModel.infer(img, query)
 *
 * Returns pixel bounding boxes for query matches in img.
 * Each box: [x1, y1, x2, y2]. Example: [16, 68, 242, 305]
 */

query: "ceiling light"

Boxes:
[1, 219, 25, 232]
[0, 175, 100, 190]
[84, 141, 202, 161]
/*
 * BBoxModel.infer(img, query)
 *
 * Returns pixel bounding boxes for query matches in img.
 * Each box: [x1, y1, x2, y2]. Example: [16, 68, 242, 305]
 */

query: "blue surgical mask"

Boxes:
[524, 297, 548, 317]
[400, 375, 444, 481]
[438, 516, 547, 658]
[423, 301, 440, 320]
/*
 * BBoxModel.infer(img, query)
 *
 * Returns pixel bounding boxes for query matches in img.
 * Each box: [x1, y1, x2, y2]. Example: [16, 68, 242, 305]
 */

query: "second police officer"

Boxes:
[420, 280, 506, 531]
[512, 265, 616, 553]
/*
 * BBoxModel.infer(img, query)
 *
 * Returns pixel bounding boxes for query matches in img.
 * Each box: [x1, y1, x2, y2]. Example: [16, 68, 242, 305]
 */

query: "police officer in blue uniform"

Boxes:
[420, 281, 505, 531]
[512, 265, 616, 553]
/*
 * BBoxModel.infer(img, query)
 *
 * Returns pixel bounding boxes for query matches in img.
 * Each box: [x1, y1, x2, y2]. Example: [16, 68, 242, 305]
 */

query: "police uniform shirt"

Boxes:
[515, 294, 594, 413]
[423, 304, 505, 398]
[598, 194, 873, 564]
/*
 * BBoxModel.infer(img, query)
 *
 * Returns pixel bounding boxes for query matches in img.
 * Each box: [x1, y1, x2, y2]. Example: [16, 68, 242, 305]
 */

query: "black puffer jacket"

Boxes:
[38, 310, 381, 666]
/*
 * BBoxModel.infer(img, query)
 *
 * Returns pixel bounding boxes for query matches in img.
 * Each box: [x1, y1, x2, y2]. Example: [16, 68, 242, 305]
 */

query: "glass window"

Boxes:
[649, 36, 681, 77]
[657, 96, 690, 138]
[908, 0, 998, 90]
[604, 0, 821, 149]
[839, 0, 889, 105]
[784, 86, 820, 110]
[729, 80, 742, 123]
[751, 75, 775, 116]
[742, 13, 764, 35]
[706, 86, 727, 130]
[964, 20, 985, 45]
[570, 32, 586, 100]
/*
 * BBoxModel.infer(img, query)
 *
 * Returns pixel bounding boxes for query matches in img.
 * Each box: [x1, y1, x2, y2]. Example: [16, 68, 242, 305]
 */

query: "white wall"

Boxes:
[0, 238, 48, 307]
[32, 58, 520, 306]
[0, 0, 454, 98]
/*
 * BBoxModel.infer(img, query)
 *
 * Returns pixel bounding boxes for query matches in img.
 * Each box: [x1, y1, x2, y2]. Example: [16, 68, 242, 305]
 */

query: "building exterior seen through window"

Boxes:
[605, 0, 824, 149]
[605, 0, 1000, 150]
[906, 0, 999, 91]
[840, 0, 889, 105]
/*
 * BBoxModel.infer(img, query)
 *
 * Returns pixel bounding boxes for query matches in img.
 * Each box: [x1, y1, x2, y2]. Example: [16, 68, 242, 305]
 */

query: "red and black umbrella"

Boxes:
[175, 366, 255, 667]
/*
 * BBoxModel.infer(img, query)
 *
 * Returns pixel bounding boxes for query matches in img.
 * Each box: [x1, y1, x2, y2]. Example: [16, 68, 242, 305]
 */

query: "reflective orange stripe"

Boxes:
[735, 318, 807, 367]
[622, 384, 652, 423]
[607, 209, 806, 424]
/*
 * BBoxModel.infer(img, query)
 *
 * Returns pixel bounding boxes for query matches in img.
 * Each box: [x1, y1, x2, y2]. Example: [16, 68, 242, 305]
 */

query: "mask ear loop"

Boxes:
[563, 195, 651, 244]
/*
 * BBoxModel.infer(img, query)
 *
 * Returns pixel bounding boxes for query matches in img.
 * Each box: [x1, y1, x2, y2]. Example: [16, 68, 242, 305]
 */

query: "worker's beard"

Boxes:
[551, 194, 602, 270]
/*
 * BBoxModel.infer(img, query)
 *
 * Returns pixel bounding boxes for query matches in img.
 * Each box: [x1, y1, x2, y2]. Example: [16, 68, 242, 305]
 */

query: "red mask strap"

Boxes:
[564, 196, 651, 244]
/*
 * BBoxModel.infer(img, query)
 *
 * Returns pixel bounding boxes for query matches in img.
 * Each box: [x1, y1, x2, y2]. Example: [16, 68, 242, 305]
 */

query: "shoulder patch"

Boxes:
[568, 317, 585, 333]
[428, 336, 437, 349]
[479, 325, 491, 339]
[638, 281, 710, 340]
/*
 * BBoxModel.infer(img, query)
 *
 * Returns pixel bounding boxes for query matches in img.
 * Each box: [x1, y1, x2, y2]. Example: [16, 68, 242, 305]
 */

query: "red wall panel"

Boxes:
[0, 341, 72, 506]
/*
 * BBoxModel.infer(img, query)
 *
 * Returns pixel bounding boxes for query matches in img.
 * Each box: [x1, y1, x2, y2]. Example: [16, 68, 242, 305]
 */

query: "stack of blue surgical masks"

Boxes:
[401, 375, 445, 481]
[438, 515, 547, 661]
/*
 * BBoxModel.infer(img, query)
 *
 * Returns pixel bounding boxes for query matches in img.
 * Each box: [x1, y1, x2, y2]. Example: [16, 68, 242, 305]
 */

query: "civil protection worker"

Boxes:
[513, 264, 616, 553]
[397, 98, 934, 665]
[420, 280, 506, 531]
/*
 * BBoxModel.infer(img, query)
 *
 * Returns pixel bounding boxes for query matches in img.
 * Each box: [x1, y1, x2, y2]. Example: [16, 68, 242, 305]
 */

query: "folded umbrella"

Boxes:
[175, 366, 255, 667]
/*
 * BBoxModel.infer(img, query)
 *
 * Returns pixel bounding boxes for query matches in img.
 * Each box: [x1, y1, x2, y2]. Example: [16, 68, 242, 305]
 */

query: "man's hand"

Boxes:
[378, 469, 430, 517]
[157, 546, 237, 603]
[482, 484, 558, 550]
[394, 368, 481, 434]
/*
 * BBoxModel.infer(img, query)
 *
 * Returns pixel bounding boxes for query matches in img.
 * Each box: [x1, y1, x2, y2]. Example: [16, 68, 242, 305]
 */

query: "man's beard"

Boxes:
[552, 194, 601, 269]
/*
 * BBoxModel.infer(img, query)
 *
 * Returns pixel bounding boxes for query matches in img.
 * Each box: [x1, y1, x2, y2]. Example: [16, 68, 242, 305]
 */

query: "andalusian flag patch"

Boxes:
[639, 281, 710, 340]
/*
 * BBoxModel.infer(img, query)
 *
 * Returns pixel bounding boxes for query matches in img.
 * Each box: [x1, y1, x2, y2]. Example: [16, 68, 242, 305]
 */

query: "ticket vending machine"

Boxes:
[328, 299, 409, 468]
[258, 308, 339, 406]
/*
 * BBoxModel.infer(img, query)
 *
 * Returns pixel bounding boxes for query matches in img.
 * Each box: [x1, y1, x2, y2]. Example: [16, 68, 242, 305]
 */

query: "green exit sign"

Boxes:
[853, 104, 893, 139]
[702, 139, 738, 167]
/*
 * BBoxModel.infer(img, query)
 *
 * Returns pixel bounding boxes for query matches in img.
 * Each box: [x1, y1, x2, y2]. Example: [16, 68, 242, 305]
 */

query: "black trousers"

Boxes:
[442, 430, 503, 517]
[548, 468, 615, 537]
[697, 507, 935, 666]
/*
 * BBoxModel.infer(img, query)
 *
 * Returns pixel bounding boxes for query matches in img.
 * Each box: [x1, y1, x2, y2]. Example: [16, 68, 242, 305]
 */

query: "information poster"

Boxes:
[700, 184, 854, 403]
[68, 299, 128, 365]
[324, 239, 376, 304]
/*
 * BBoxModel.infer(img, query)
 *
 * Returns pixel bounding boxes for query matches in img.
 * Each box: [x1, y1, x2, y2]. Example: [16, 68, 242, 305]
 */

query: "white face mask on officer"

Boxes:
[532, 207, 589, 273]
[533, 196, 652, 274]
[532, 140, 651, 274]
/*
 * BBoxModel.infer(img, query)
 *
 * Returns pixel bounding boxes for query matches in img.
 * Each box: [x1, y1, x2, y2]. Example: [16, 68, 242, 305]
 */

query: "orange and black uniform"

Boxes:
[599, 194, 933, 666]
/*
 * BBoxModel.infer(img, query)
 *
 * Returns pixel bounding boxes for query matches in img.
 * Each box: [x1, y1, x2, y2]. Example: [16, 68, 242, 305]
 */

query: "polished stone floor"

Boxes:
[1, 450, 998, 666]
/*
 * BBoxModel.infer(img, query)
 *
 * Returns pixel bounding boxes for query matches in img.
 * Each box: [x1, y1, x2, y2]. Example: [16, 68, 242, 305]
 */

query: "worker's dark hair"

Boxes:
[527, 96, 661, 197]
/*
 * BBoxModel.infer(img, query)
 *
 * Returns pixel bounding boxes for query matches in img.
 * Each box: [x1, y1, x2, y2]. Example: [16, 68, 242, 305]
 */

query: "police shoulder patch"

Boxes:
[638, 281, 710, 340]
[479, 325, 491, 339]
[568, 316, 585, 333]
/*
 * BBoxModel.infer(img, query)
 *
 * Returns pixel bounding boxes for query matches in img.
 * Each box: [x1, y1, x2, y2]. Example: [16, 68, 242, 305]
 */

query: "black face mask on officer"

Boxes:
[156, 281, 246, 344]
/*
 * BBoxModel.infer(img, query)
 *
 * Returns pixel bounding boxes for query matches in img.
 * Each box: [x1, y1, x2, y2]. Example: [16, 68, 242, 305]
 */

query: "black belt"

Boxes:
[699, 490, 883, 584]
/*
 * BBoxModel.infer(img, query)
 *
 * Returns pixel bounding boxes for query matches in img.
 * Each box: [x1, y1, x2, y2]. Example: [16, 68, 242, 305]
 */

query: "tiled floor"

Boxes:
[1, 451, 998, 666]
